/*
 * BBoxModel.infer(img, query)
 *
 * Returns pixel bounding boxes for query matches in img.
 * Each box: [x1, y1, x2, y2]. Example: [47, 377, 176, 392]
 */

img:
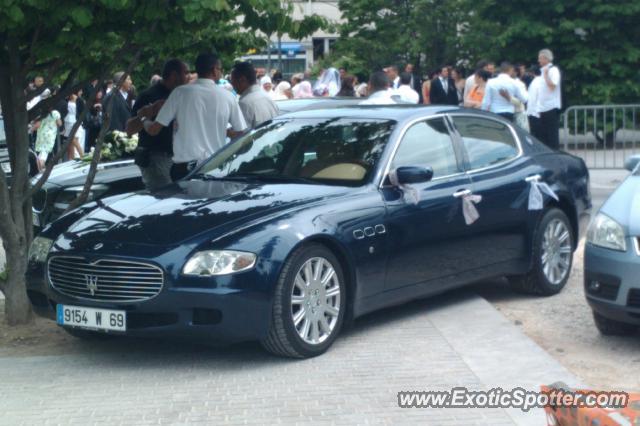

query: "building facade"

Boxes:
[240, 0, 341, 77]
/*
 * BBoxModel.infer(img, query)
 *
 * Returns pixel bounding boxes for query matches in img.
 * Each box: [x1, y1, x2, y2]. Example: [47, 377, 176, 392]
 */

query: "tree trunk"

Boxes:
[2, 242, 31, 325]
[267, 33, 272, 75]
[0, 38, 34, 325]
[278, 34, 283, 72]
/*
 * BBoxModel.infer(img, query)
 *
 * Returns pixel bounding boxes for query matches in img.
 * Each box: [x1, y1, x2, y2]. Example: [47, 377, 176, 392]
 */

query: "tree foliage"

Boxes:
[466, 0, 640, 105]
[334, 0, 640, 106]
[0, 0, 325, 325]
[333, 0, 471, 77]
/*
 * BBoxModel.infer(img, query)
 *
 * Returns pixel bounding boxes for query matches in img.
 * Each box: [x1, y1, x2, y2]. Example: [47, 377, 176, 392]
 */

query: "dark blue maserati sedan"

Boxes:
[26, 106, 591, 358]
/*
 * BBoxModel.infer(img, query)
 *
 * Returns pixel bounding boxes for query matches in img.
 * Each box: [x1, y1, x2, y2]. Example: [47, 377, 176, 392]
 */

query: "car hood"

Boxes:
[40, 159, 140, 188]
[62, 179, 353, 246]
[600, 175, 640, 235]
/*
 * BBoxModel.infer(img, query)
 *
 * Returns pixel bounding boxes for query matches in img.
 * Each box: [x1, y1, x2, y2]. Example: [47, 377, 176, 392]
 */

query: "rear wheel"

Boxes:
[593, 311, 637, 336]
[509, 208, 574, 296]
[261, 244, 346, 358]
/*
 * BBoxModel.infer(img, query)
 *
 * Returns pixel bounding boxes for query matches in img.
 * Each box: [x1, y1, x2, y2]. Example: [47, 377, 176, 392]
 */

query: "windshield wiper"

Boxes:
[189, 173, 223, 181]
[224, 173, 320, 185]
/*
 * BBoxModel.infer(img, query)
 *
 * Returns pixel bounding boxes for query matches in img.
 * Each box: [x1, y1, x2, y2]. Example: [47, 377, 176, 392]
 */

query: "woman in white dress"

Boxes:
[63, 89, 85, 160]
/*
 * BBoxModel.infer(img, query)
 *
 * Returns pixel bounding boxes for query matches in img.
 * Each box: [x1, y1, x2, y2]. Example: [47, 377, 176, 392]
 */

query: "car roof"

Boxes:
[277, 104, 475, 122]
[276, 97, 362, 114]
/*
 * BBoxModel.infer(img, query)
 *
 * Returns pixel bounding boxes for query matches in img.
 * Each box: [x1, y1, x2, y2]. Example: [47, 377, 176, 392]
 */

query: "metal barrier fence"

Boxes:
[561, 104, 640, 169]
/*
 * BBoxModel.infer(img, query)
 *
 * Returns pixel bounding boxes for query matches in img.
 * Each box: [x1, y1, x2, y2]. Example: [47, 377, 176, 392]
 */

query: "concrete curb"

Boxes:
[428, 291, 582, 426]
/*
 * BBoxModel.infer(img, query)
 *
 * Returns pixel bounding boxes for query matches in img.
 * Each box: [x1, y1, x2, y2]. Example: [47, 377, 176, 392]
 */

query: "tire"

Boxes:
[592, 311, 637, 336]
[509, 208, 574, 296]
[62, 327, 115, 340]
[261, 243, 347, 358]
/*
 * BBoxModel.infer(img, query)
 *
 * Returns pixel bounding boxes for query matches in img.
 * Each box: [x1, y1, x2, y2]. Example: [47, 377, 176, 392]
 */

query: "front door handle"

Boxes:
[453, 189, 472, 198]
[525, 174, 542, 183]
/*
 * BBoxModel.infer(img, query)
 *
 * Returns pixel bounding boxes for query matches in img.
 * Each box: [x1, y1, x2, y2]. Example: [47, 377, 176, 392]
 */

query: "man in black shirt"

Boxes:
[126, 59, 189, 190]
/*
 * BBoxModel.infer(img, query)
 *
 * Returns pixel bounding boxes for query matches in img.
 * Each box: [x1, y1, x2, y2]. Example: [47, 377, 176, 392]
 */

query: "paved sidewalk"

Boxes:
[0, 291, 578, 425]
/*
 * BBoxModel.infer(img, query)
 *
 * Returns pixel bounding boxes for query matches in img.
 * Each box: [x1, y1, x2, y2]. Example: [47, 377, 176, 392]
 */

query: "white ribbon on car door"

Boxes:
[527, 177, 559, 210]
[462, 194, 483, 225]
[389, 170, 421, 205]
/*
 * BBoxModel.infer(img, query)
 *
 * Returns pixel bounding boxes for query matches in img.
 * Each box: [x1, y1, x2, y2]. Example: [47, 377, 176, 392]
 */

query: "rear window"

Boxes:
[451, 116, 519, 170]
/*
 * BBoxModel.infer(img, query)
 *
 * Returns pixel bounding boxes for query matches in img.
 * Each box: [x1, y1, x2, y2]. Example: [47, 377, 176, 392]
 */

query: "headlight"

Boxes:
[28, 237, 54, 263]
[54, 184, 109, 210]
[182, 250, 257, 276]
[587, 213, 627, 252]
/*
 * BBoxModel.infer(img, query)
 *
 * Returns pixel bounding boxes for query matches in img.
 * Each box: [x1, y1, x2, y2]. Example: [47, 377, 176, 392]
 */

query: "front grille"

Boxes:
[628, 289, 640, 308]
[32, 188, 47, 212]
[48, 256, 164, 303]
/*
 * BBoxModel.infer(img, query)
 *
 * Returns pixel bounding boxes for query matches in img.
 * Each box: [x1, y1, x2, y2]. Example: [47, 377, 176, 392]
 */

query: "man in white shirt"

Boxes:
[536, 49, 562, 149]
[396, 72, 419, 104]
[481, 62, 528, 122]
[384, 66, 400, 89]
[231, 62, 279, 128]
[526, 66, 544, 138]
[359, 71, 396, 105]
[143, 52, 247, 181]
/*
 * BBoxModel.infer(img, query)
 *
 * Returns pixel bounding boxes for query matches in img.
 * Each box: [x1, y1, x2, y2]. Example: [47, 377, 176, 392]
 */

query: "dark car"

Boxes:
[31, 99, 363, 230]
[31, 158, 145, 229]
[584, 155, 640, 335]
[26, 106, 591, 358]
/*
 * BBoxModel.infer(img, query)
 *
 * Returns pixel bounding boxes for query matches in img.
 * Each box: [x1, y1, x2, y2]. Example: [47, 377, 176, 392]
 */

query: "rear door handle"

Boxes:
[525, 174, 542, 182]
[453, 189, 472, 198]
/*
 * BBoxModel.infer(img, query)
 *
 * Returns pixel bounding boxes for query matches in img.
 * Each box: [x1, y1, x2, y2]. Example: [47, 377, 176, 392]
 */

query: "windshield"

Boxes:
[197, 118, 395, 186]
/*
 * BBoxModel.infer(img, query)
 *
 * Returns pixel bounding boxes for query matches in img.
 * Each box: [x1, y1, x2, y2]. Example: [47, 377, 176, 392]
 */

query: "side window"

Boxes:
[451, 116, 519, 170]
[391, 118, 460, 178]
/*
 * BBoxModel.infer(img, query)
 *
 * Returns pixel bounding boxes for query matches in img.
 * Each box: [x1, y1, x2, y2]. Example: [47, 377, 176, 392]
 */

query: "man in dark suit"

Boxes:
[102, 71, 133, 132]
[429, 65, 458, 105]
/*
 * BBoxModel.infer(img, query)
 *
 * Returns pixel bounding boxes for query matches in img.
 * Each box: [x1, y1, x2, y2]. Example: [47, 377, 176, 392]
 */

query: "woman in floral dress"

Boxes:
[35, 108, 62, 171]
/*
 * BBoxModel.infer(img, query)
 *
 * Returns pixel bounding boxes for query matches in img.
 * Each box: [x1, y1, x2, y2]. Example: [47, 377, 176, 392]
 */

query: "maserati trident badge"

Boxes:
[85, 275, 99, 296]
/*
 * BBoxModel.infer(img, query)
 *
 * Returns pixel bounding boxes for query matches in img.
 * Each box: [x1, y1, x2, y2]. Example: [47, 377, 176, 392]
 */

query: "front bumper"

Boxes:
[26, 258, 273, 344]
[584, 240, 640, 326]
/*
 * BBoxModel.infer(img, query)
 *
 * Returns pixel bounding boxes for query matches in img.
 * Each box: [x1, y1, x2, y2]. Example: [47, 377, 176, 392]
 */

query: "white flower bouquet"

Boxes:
[82, 131, 138, 162]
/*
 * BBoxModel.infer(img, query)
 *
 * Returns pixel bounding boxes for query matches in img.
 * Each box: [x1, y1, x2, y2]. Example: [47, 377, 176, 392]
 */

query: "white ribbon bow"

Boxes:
[528, 180, 559, 210]
[389, 170, 421, 205]
[462, 194, 483, 225]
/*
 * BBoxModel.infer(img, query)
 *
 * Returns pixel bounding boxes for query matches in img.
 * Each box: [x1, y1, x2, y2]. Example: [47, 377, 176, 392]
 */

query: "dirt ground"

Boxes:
[476, 238, 640, 392]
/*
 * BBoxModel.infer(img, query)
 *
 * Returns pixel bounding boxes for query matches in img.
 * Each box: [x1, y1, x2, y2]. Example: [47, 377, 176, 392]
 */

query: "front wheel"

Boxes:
[261, 244, 346, 358]
[509, 208, 574, 296]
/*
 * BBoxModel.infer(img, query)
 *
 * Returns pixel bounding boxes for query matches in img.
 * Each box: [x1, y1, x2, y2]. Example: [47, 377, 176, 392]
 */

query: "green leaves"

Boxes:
[70, 6, 93, 27]
[8, 3, 24, 22]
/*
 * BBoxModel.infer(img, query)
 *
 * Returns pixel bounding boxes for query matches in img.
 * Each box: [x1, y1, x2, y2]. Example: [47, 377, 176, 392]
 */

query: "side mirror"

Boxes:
[624, 155, 640, 172]
[393, 166, 434, 185]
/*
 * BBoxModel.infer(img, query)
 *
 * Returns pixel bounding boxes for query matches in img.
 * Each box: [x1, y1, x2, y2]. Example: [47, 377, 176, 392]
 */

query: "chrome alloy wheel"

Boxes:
[290, 257, 341, 345]
[541, 218, 572, 285]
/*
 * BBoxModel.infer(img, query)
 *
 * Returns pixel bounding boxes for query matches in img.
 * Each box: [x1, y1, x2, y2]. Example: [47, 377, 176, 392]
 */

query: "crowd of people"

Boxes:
[23, 47, 561, 191]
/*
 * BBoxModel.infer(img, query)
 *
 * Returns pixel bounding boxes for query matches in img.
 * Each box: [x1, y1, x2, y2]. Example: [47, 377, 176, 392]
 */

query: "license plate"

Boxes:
[57, 304, 126, 332]
[32, 212, 40, 227]
[1, 162, 10, 173]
